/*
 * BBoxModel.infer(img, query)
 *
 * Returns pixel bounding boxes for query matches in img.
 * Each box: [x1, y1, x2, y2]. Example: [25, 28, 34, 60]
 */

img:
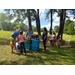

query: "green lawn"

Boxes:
[70, 35, 75, 47]
[0, 31, 75, 65]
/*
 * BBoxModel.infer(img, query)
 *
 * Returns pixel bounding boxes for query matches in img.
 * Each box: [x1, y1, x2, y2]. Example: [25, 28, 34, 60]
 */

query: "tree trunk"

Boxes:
[37, 9, 41, 36]
[57, 9, 66, 39]
[50, 9, 52, 34]
[30, 9, 41, 36]
[61, 9, 66, 39]
[27, 9, 32, 30]
[57, 10, 63, 39]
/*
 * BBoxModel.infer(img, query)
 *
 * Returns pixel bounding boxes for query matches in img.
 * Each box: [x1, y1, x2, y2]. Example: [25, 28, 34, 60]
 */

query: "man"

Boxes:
[11, 29, 20, 50]
[16, 27, 18, 31]
[25, 28, 33, 38]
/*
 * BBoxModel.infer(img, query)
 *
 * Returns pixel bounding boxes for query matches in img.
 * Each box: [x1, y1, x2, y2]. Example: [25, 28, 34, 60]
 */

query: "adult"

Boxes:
[42, 27, 47, 52]
[11, 28, 20, 49]
[25, 28, 33, 38]
[12, 29, 20, 40]
[16, 27, 18, 31]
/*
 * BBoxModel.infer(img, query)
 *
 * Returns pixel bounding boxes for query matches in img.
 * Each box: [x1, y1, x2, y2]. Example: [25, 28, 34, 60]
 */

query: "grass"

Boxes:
[0, 31, 75, 65]
[62, 33, 70, 41]
[70, 35, 75, 47]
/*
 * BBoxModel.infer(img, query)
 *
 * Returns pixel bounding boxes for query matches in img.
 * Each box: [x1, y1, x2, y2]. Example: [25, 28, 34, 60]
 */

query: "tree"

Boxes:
[56, 9, 75, 39]
[31, 9, 41, 36]
[64, 19, 73, 33]
[27, 9, 32, 30]
[0, 13, 12, 31]
[32, 25, 37, 31]
[67, 22, 75, 35]
[19, 23, 28, 31]
[4, 9, 33, 29]
[54, 25, 59, 32]
[45, 9, 55, 34]
[4, 9, 41, 36]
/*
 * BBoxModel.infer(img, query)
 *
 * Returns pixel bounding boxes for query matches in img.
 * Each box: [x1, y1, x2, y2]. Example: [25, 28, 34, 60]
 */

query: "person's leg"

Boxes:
[44, 40, 46, 50]
[23, 42, 26, 54]
[14, 40, 17, 50]
[11, 46, 14, 53]
[20, 42, 23, 54]
[43, 40, 46, 51]
[50, 40, 52, 47]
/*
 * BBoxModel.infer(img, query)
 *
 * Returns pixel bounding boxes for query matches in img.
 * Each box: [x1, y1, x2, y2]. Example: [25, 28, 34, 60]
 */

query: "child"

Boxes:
[16, 41, 21, 51]
[49, 33, 52, 46]
[18, 31, 26, 55]
[51, 32, 55, 47]
[57, 37, 60, 47]
[9, 34, 15, 53]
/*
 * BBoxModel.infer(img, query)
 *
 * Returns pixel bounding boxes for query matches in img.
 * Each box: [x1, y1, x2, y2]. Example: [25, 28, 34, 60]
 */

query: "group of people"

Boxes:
[42, 27, 60, 52]
[9, 27, 33, 55]
[9, 27, 60, 54]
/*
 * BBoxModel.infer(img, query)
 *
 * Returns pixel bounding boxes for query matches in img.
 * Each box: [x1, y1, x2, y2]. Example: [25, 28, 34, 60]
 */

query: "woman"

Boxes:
[42, 27, 47, 52]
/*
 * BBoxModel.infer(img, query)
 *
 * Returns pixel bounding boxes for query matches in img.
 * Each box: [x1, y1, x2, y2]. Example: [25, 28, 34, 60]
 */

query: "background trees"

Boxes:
[0, 9, 75, 39]
[54, 25, 59, 32]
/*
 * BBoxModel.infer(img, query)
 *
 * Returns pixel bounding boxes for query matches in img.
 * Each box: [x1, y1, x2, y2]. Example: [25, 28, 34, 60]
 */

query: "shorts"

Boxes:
[52, 39, 55, 42]
[10, 44, 14, 47]
[57, 41, 60, 45]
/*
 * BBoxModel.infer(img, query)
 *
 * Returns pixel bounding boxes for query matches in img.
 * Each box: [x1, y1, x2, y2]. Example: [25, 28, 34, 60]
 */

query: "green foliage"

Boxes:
[54, 25, 59, 32]
[4, 9, 36, 23]
[32, 25, 37, 31]
[67, 22, 75, 35]
[40, 28, 43, 32]
[64, 19, 73, 33]
[0, 13, 12, 31]
[19, 23, 28, 31]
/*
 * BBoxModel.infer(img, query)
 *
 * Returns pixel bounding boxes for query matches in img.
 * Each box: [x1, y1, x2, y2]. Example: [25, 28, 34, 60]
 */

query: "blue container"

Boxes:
[32, 39, 40, 46]
[31, 44, 40, 52]
[25, 44, 31, 50]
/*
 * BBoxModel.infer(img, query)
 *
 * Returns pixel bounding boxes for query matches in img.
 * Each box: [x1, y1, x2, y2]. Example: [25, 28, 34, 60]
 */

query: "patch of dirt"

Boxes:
[61, 36, 71, 48]
[0, 45, 9, 50]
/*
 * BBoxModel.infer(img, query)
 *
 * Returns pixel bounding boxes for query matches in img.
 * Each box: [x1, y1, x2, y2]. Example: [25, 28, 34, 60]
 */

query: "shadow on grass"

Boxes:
[0, 37, 9, 45]
[0, 46, 75, 65]
[70, 41, 75, 47]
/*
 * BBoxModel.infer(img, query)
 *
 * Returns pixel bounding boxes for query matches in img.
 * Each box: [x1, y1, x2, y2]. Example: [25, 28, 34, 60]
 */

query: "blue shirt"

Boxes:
[25, 30, 33, 37]
[12, 31, 19, 39]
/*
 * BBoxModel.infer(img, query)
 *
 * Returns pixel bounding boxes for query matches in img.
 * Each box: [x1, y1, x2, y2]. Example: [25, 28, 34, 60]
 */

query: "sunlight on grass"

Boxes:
[70, 35, 75, 46]
[0, 31, 75, 65]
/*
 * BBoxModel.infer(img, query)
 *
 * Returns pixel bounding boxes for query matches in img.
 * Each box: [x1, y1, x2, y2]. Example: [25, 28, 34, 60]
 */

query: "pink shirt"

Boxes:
[58, 39, 60, 41]
[18, 35, 24, 41]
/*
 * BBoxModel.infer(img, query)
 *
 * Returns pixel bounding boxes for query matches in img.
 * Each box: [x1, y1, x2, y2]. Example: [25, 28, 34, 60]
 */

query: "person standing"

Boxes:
[18, 31, 26, 55]
[9, 34, 15, 53]
[25, 28, 33, 38]
[49, 33, 52, 46]
[51, 32, 55, 47]
[42, 27, 47, 52]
